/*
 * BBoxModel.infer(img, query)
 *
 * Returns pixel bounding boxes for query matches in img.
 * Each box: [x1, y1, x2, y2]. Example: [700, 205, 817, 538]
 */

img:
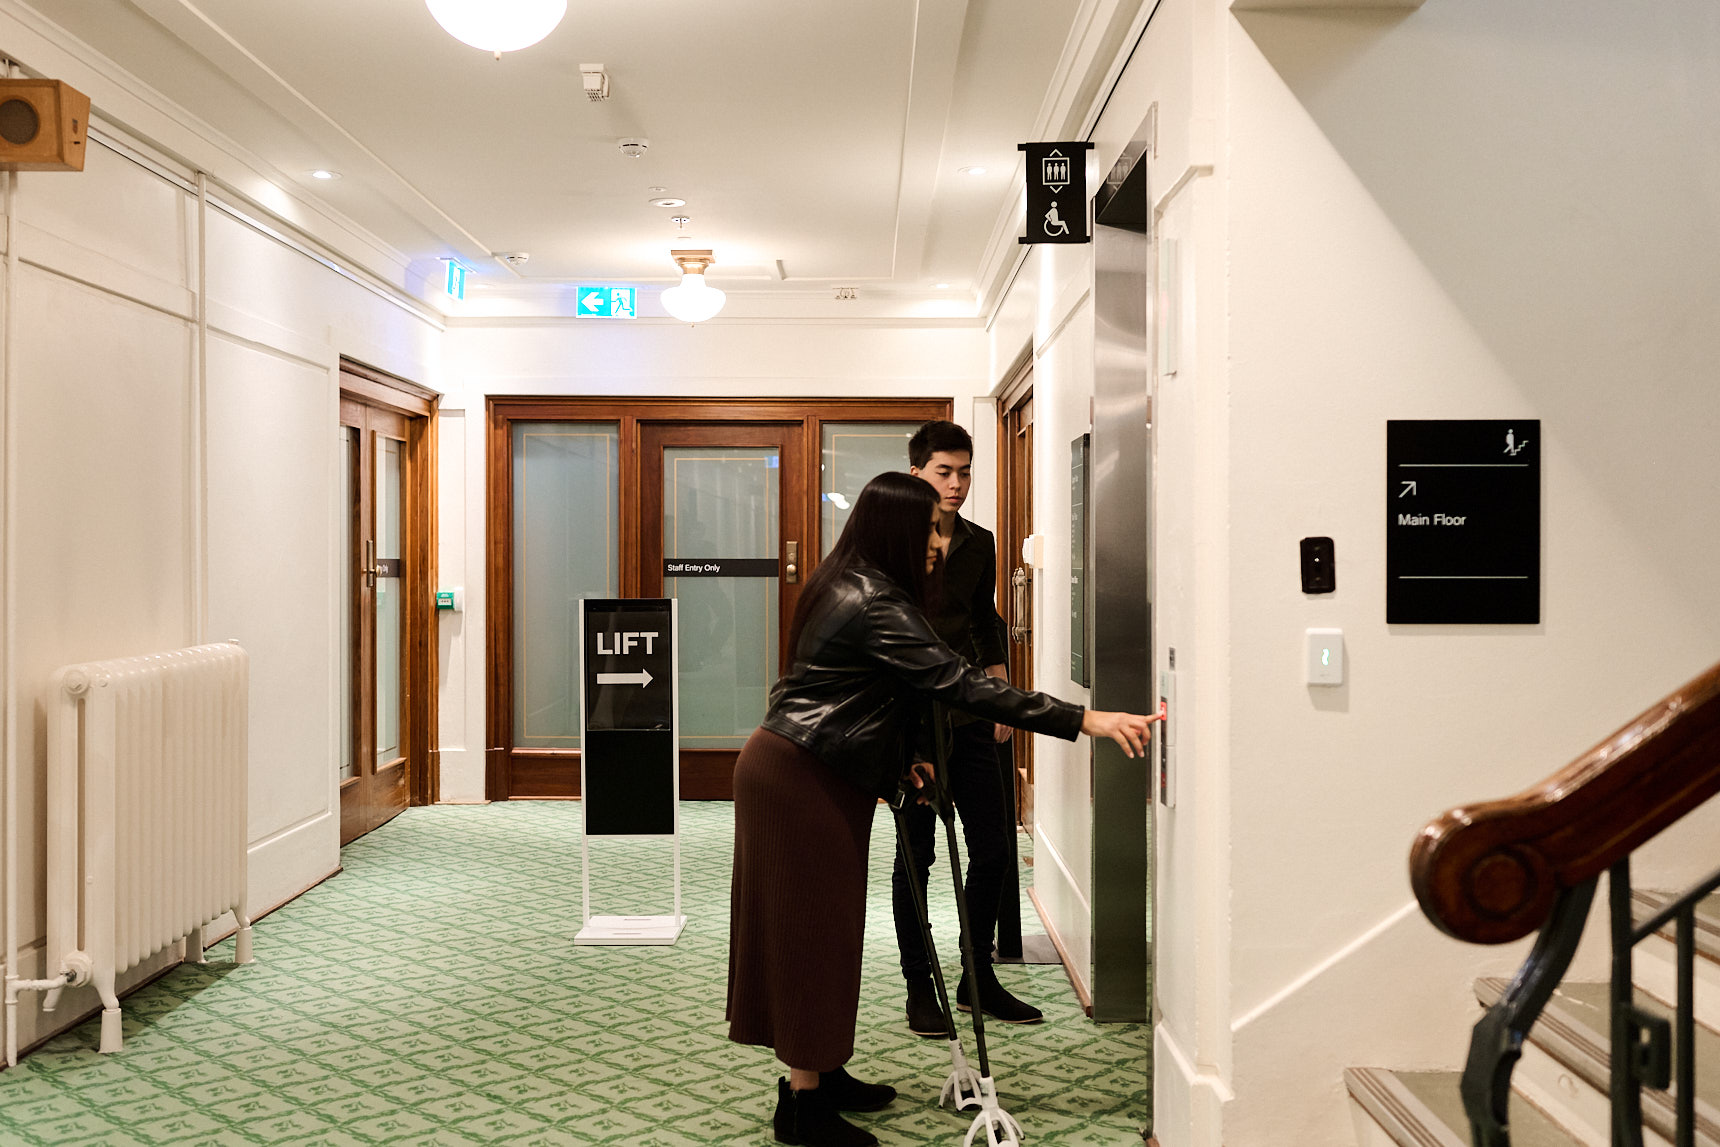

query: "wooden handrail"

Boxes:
[1412, 659, 1720, 945]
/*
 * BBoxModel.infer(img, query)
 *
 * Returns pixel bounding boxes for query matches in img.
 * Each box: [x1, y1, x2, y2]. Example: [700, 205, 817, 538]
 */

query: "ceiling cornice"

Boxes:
[0, 0, 441, 305]
[121, 0, 497, 268]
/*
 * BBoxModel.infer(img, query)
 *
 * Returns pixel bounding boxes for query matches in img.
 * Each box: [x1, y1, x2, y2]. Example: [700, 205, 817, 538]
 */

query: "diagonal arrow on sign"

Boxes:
[596, 669, 653, 686]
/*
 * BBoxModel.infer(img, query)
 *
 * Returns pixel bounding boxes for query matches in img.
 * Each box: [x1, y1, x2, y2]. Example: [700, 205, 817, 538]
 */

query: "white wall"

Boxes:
[1222, 1, 1720, 1141]
[0, 101, 439, 1051]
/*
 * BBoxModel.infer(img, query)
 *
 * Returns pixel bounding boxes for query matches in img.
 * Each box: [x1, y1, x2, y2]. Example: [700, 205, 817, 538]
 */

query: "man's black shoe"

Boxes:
[955, 967, 1044, 1024]
[905, 977, 946, 1037]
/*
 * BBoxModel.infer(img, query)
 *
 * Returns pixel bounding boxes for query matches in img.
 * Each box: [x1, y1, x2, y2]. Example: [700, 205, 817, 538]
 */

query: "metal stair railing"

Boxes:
[1409, 659, 1720, 1147]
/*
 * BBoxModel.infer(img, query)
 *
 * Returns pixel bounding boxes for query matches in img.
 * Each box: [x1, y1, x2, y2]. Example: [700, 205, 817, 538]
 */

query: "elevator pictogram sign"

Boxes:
[1019, 141, 1094, 245]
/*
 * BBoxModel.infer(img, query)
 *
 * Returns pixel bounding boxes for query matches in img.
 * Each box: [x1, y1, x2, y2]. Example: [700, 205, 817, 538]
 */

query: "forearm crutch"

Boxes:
[928, 702, 1024, 1147]
[888, 789, 982, 1110]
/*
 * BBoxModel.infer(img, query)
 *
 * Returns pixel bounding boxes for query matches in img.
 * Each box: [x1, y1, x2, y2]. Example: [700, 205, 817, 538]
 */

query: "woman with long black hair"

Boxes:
[726, 471, 1154, 1147]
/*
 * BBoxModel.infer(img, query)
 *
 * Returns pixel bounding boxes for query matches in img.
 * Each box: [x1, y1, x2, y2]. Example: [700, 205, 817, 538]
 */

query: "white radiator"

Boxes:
[42, 642, 254, 1053]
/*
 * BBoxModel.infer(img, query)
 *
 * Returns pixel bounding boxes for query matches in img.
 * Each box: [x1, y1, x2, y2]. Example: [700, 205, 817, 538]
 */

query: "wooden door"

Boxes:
[485, 397, 950, 802]
[339, 372, 435, 844]
[639, 422, 808, 797]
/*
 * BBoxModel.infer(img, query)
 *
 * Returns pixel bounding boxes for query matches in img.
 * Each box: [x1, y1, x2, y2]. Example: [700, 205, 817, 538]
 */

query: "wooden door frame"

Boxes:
[485, 396, 951, 801]
[339, 358, 440, 812]
[997, 374, 1035, 828]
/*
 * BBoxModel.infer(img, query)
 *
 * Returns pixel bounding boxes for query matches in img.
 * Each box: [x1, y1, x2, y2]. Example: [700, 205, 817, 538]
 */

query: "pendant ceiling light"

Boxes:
[426, 0, 567, 57]
[660, 250, 726, 324]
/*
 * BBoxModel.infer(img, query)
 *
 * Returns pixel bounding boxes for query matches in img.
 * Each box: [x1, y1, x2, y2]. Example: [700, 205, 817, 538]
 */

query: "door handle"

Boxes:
[364, 538, 377, 588]
[1010, 566, 1031, 643]
[785, 540, 800, 584]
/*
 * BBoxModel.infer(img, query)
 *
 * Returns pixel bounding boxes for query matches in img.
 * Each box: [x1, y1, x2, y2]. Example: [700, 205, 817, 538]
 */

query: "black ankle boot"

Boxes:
[956, 964, 1044, 1024]
[904, 977, 945, 1037]
[772, 1077, 879, 1147]
[818, 1065, 896, 1111]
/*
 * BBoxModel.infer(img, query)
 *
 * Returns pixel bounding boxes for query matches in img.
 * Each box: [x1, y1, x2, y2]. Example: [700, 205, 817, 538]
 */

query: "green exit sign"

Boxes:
[577, 286, 636, 318]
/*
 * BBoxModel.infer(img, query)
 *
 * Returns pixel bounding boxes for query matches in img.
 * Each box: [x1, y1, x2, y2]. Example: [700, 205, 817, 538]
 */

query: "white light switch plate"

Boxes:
[1306, 628, 1344, 686]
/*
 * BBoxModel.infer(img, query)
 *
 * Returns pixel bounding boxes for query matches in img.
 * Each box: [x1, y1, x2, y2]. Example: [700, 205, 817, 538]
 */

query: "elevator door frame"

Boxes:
[484, 396, 951, 802]
[1090, 130, 1157, 1034]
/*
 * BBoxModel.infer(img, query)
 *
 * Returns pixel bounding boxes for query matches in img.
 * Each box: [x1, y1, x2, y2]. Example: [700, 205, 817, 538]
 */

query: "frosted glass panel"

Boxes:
[514, 423, 620, 747]
[821, 422, 919, 556]
[375, 436, 402, 765]
[664, 448, 779, 749]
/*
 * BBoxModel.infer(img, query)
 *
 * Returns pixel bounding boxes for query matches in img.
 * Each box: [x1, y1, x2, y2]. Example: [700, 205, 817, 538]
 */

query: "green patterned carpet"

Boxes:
[0, 802, 1148, 1145]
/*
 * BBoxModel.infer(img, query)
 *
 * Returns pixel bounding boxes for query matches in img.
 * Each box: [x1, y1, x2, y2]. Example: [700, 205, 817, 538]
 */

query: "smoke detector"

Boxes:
[834, 286, 858, 301]
[618, 137, 649, 159]
[580, 63, 610, 102]
[498, 251, 530, 269]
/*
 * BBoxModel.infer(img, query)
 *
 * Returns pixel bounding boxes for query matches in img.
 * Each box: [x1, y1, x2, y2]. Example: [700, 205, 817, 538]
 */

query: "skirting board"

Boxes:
[1027, 886, 1093, 1017]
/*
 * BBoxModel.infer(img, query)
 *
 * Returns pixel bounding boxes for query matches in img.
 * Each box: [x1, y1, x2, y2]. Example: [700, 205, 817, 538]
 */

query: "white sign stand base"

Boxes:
[575, 914, 687, 946]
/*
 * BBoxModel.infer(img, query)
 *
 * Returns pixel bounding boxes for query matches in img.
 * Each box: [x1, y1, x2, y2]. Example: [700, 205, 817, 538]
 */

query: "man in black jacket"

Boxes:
[892, 420, 1043, 1032]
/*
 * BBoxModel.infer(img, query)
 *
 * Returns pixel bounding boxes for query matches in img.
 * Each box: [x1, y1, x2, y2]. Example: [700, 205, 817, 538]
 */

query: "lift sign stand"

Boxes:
[575, 597, 685, 945]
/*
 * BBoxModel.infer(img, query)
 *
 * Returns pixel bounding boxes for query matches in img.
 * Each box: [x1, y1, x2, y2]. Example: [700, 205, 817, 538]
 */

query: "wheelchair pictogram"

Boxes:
[1042, 201, 1070, 237]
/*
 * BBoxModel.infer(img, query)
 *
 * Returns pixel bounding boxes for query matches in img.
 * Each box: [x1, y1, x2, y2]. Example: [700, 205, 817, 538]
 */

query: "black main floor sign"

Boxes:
[1018, 141, 1094, 245]
[1386, 420, 1540, 624]
[582, 598, 675, 836]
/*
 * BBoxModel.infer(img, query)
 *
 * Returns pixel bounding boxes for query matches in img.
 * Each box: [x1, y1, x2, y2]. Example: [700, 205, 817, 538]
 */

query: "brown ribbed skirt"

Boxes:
[726, 726, 876, 1071]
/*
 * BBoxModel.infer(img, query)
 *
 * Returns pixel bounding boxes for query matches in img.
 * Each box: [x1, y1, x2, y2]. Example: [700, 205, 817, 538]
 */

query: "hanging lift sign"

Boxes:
[1019, 141, 1094, 245]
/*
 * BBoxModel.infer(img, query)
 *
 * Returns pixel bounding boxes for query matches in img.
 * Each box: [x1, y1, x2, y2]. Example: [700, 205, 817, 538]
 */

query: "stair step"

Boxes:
[1346, 1067, 1581, 1147]
[1635, 890, 1720, 1031]
[1476, 978, 1720, 1145]
[1634, 890, 1720, 965]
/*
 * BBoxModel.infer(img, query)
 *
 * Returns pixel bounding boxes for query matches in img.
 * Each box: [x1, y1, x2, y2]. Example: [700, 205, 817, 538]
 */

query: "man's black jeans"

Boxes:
[891, 718, 1016, 979]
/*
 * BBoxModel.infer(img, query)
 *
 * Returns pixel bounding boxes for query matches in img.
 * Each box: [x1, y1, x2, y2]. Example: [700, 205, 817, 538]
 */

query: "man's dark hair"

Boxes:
[908, 420, 973, 469]
[786, 471, 938, 656]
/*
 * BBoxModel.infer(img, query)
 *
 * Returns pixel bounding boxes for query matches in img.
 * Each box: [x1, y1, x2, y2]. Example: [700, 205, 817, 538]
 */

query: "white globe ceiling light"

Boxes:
[660, 250, 726, 324]
[426, 0, 567, 56]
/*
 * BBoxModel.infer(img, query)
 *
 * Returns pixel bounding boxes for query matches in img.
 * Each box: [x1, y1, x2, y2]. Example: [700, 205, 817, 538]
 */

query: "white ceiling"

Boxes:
[22, 0, 1102, 312]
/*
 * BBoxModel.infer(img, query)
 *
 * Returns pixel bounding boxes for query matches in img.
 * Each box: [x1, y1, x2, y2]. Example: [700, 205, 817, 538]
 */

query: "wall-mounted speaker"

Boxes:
[0, 79, 90, 172]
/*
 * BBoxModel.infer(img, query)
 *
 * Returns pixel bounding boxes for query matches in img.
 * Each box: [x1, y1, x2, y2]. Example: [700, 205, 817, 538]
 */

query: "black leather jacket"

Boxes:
[760, 564, 1085, 797]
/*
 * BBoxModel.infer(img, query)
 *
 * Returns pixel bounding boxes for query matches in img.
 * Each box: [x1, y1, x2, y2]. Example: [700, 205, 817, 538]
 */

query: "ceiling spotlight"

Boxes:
[618, 137, 649, 159]
[426, 0, 566, 57]
[498, 251, 530, 268]
[650, 197, 686, 208]
[661, 249, 726, 324]
[959, 165, 987, 176]
[310, 169, 340, 180]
